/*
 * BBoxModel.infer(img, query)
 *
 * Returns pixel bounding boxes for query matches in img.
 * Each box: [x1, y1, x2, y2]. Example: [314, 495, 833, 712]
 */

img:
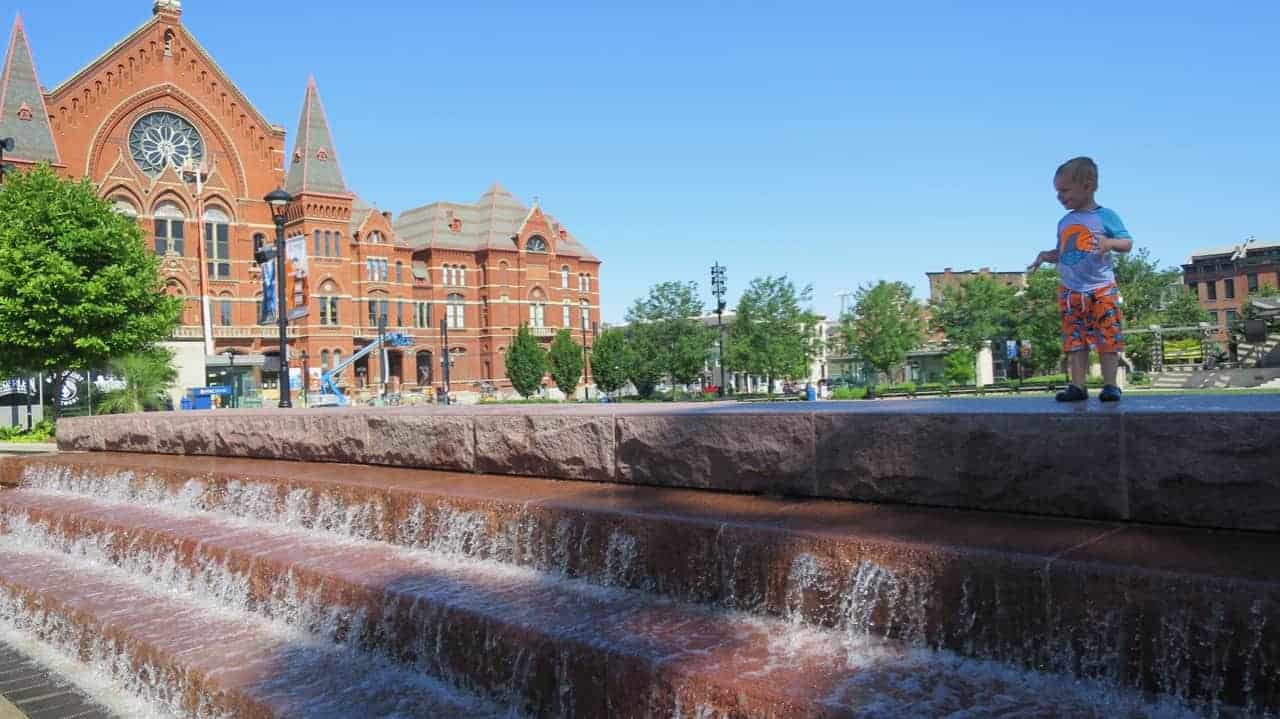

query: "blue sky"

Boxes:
[11, 1, 1280, 322]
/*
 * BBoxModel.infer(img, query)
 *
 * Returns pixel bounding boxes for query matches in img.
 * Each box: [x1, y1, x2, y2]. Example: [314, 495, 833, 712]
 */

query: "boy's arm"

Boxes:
[1099, 236, 1133, 253]
[1027, 249, 1059, 272]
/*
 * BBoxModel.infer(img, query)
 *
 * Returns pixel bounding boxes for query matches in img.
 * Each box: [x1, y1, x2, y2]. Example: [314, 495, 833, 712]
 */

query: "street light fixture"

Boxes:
[264, 187, 293, 408]
[711, 263, 727, 397]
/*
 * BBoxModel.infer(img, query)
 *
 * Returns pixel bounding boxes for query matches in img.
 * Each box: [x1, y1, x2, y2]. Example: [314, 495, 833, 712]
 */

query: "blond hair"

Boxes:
[1056, 156, 1098, 187]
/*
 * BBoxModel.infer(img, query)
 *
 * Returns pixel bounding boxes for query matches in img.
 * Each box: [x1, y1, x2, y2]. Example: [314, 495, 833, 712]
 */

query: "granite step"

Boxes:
[0, 488, 1210, 718]
[4, 452, 1279, 712]
[0, 539, 508, 718]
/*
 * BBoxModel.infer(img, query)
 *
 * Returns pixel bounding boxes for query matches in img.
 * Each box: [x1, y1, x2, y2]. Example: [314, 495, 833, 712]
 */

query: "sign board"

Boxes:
[285, 236, 310, 321]
[192, 386, 232, 397]
[257, 248, 278, 325]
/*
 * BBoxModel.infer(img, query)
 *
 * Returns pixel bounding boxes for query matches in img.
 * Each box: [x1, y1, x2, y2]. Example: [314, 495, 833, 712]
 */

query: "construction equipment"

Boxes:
[313, 332, 413, 407]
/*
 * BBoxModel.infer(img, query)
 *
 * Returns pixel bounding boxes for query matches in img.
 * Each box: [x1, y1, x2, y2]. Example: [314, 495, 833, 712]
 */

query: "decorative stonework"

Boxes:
[315, 147, 329, 161]
[16, 102, 32, 121]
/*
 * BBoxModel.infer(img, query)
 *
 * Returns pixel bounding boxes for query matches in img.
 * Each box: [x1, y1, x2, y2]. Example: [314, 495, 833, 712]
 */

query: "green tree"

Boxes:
[943, 348, 976, 385]
[547, 329, 584, 399]
[625, 281, 712, 399]
[930, 275, 1021, 353]
[96, 347, 178, 414]
[623, 325, 664, 399]
[1242, 284, 1280, 323]
[1017, 268, 1064, 375]
[726, 276, 822, 394]
[841, 280, 925, 383]
[0, 165, 181, 414]
[504, 324, 548, 398]
[590, 328, 629, 396]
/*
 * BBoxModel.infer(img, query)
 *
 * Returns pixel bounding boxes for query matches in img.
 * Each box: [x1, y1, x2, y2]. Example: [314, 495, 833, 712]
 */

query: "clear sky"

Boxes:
[11, 1, 1280, 322]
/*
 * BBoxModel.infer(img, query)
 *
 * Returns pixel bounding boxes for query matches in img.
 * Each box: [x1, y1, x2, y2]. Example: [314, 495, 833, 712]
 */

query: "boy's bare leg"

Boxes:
[1100, 352, 1119, 387]
[1068, 350, 1089, 388]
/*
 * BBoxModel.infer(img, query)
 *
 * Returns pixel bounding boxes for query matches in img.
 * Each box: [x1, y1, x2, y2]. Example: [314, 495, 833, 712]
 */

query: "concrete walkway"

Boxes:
[0, 445, 54, 456]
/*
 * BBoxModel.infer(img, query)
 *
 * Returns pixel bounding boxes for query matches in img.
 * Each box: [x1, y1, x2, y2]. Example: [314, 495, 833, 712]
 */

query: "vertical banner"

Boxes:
[258, 249, 277, 324]
[285, 236, 310, 321]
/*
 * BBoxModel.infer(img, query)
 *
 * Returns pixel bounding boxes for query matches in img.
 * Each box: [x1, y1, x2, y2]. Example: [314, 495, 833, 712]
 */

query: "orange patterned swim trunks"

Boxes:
[1059, 283, 1125, 353]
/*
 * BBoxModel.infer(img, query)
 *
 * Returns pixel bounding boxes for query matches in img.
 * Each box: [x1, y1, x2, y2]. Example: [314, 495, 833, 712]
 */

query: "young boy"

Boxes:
[1028, 157, 1133, 402]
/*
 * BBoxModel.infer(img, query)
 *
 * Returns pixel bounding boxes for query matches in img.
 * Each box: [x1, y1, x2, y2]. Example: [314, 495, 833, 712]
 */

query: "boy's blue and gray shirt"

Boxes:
[1057, 207, 1131, 292]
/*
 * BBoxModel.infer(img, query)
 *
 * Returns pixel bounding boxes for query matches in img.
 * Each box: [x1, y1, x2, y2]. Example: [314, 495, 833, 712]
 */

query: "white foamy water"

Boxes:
[11, 463, 1276, 717]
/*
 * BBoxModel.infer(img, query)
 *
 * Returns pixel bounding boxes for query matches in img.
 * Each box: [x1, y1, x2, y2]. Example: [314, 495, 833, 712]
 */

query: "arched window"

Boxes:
[318, 280, 339, 326]
[447, 293, 465, 329]
[584, 274, 591, 292]
[163, 30, 175, 57]
[314, 229, 322, 255]
[204, 206, 231, 278]
[395, 261, 403, 284]
[333, 350, 343, 372]
[321, 350, 331, 370]
[529, 289, 546, 328]
[526, 235, 547, 253]
[561, 265, 570, 289]
[458, 266, 466, 287]
[324, 230, 333, 256]
[369, 231, 382, 244]
[368, 292, 389, 327]
[112, 197, 138, 218]
[562, 301, 571, 327]
[153, 201, 184, 255]
[580, 300, 590, 331]
[333, 231, 341, 257]
[218, 293, 233, 326]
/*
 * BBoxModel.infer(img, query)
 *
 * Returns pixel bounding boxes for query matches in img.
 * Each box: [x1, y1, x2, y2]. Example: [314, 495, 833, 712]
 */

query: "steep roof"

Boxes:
[394, 183, 599, 261]
[0, 14, 59, 163]
[284, 76, 347, 195]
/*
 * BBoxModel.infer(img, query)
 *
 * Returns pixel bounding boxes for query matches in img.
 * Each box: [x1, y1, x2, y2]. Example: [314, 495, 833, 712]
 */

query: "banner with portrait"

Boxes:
[285, 236, 310, 321]
[257, 249, 277, 325]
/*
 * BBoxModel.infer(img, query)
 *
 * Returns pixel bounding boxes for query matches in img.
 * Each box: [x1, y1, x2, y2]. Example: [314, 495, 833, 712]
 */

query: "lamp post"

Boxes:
[264, 187, 293, 408]
[710, 263, 727, 397]
[0, 137, 13, 183]
[581, 311, 590, 401]
[300, 350, 309, 408]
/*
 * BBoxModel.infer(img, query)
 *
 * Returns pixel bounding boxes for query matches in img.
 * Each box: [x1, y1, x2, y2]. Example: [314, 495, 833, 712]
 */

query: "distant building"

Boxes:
[0, 2, 602, 405]
[925, 267, 1026, 302]
[1182, 238, 1280, 341]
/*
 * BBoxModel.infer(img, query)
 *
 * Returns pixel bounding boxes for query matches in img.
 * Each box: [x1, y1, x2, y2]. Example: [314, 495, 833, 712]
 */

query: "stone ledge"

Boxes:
[53, 396, 1280, 532]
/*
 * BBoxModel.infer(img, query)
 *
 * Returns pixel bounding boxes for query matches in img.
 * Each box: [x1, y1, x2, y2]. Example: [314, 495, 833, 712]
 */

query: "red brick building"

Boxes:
[0, 1, 601, 397]
[1183, 238, 1279, 341]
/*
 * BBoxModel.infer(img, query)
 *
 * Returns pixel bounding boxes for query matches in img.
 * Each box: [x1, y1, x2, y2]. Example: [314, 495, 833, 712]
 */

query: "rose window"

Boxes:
[128, 112, 205, 176]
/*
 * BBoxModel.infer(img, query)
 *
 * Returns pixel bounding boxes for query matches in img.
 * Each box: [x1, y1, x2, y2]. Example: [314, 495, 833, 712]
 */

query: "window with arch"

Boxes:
[333, 231, 341, 257]
[153, 201, 185, 256]
[414, 301, 431, 328]
[321, 350, 331, 370]
[529, 289, 546, 328]
[318, 279, 340, 326]
[447, 293, 465, 329]
[458, 266, 466, 287]
[561, 266, 570, 289]
[368, 293, 389, 327]
[204, 206, 231, 278]
[562, 301, 571, 327]
[333, 349, 343, 373]
[324, 230, 333, 257]
[526, 235, 547, 253]
[580, 300, 590, 331]
[112, 197, 138, 218]
[313, 230, 322, 255]
[395, 261, 403, 284]
[368, 231, 383, 244]
[218, 295, 233, 326]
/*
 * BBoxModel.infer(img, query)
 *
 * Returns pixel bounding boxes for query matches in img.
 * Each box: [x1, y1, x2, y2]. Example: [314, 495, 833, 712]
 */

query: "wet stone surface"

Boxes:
[54, 395, 1280, 531]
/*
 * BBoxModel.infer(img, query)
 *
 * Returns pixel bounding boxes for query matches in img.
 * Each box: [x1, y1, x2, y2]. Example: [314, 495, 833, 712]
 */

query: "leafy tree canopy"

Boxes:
[842, 280, 925, 379]
[0, 165, 181, 381]
[547, 329, 584, 398]
[504, 324, 548, 398]
[726, 275, 822, 389]
[589, 328, 629, 395]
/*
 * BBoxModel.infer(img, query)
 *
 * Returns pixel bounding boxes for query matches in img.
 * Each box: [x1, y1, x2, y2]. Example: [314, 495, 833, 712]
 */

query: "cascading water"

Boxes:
[7, 460, 1276, 717]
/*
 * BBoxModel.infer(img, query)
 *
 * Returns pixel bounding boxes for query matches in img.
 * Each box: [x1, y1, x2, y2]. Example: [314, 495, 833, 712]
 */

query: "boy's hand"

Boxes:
[1027, 252, 1049, 272]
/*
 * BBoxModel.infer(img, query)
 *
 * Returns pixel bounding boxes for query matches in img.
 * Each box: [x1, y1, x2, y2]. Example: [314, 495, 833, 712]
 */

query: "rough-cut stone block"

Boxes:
[814, 412, 1129, 520]
[361, 413, 474, 472]
[616, 414, 815, 495]
[1125, 412, 1280, 531]
[53, 416, 105, 452]
[473, 414, 614, 481]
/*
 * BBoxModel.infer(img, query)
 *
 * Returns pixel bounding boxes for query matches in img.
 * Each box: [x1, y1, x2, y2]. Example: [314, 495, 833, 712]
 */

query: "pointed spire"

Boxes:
[0, 14, 59, 163]
[284, 75, 347, 195]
